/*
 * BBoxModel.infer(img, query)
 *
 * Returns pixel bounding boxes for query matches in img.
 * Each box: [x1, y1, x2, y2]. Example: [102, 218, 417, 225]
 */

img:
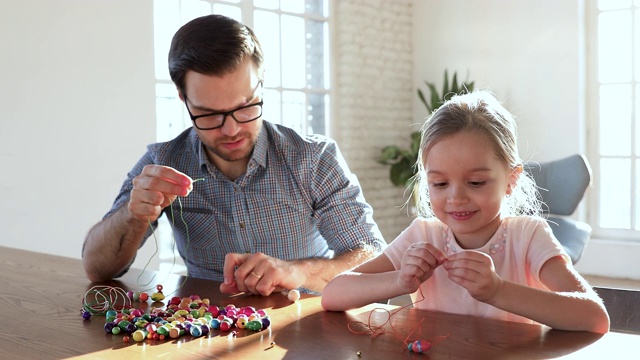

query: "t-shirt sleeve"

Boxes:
[525, 218, 571, 285]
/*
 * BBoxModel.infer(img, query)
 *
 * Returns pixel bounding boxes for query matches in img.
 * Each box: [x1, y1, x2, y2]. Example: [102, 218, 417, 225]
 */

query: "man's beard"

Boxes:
[205, 135, 255, 162]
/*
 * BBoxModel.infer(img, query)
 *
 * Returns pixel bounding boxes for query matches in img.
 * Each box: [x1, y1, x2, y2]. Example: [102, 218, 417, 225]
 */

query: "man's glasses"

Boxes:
[184, 81, 264, 130]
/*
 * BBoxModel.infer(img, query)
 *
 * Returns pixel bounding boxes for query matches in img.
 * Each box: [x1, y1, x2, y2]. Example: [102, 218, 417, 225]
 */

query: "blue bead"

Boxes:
[190, 325, 202, 337]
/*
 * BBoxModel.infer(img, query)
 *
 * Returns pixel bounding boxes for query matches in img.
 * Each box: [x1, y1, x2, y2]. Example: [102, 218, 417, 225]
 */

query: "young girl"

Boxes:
[322, 90, 610, 334]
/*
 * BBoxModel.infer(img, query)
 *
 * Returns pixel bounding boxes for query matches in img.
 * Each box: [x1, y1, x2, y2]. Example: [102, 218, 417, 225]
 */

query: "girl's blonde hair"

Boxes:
[414, 90, 542, 218]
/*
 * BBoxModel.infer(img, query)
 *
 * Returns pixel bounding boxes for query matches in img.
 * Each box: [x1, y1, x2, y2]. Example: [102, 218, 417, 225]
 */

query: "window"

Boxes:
[154, 0, 331, 142]
[152, 0, 332, 273]
[590, 0, 640, 239]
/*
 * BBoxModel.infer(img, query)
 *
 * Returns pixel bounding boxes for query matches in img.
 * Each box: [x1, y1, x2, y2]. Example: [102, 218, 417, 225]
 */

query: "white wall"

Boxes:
[413, 0, 585, 162]
[0, 0, 159, 269]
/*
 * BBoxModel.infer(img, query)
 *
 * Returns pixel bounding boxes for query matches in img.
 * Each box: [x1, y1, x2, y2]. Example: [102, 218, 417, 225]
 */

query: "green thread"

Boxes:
[136, 177, 204, 295]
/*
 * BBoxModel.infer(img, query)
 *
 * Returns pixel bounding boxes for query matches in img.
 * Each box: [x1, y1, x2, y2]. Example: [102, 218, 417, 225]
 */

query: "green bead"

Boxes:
[118, 320, 131, 330]
[246, 320, 262, 331]
[157, 325, 169, 336]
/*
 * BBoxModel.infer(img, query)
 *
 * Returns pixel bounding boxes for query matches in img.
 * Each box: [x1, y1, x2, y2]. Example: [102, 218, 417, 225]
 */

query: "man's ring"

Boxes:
[251, 271, 262, 279]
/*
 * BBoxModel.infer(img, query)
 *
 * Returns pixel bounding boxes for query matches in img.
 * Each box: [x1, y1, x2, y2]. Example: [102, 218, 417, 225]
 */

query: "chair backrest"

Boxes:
[524, 154, 592, 216]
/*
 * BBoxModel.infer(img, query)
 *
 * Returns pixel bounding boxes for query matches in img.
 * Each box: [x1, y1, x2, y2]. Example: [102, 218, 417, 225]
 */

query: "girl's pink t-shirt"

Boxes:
[384, 216, 570, 325]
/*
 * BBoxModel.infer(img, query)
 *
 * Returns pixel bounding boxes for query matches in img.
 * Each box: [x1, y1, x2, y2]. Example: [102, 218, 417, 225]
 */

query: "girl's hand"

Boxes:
[398, 242, 447, 293]
[443, 250, 504, 303]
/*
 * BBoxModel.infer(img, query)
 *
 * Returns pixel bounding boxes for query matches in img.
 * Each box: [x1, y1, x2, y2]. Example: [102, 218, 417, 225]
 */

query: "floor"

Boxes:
[583, 274, 640, 290]
[388, 275, 640, 306]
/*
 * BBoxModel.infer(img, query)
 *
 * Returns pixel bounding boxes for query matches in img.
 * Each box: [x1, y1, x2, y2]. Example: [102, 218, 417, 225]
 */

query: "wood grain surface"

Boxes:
[0, 246, 636, 359]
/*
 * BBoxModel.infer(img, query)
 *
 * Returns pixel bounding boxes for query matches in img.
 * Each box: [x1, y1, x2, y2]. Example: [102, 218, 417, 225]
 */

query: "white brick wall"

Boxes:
[333, 0, 416, 243]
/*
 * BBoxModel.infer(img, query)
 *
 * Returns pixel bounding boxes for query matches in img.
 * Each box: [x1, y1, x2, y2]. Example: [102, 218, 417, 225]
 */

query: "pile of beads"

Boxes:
[83, 286, 271, 342]
[103, 302, 270, 341]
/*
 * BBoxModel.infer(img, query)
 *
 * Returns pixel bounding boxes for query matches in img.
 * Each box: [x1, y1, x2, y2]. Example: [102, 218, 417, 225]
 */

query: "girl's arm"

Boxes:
[322, 242, 447, 311]
[486, 256, 610, 333]
[321, 254, 405, 311]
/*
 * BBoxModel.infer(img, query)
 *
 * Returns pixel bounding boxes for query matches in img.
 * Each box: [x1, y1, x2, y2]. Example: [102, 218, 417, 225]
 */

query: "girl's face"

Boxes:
[424, 130, 518, 249]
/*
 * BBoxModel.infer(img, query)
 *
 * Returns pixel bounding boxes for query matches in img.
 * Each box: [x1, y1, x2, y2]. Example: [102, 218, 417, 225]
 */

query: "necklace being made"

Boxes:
[440, 219, 508, 256]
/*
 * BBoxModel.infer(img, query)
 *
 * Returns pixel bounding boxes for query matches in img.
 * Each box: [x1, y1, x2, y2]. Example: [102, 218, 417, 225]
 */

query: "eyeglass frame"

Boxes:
[183, 80, 264, 130]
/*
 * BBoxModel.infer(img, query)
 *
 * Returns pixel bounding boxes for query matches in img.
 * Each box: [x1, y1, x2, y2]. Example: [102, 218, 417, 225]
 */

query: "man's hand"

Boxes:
[220, 252, 304, 296]
[129, 165, 194, 222]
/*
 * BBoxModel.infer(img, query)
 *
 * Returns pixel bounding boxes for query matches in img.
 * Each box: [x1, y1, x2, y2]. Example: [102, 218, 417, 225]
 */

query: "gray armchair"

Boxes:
[524, 154, 593, 264]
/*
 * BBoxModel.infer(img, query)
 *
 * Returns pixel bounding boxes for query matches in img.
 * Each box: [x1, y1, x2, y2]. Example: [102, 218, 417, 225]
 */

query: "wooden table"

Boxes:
[1, 246, 638, 359]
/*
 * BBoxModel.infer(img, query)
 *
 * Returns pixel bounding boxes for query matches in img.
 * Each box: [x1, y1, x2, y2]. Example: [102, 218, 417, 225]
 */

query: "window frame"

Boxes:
[587, 0, 640, 241]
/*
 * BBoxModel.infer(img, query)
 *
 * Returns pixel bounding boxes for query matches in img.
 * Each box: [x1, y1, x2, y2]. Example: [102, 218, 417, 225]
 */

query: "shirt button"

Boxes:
[239, 222, 245, 229]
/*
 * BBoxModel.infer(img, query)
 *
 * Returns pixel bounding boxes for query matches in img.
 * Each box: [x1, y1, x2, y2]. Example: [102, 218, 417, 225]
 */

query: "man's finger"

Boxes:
[222, 253, 249, 286]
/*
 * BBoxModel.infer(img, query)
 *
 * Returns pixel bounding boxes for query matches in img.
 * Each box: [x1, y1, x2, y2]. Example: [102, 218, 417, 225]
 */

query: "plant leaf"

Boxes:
[417, 89, 429, 112]
[451, 71, 459, 95]
[465, 81, 475, 93]
[442, 69, 449, 100]
[410, 131, 421, 156]
[426, 83, 440, 113]
[379, 145, 400, 163]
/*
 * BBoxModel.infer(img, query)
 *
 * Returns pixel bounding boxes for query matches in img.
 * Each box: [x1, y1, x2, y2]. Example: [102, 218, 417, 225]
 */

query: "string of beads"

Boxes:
[347, 287, 450, 354]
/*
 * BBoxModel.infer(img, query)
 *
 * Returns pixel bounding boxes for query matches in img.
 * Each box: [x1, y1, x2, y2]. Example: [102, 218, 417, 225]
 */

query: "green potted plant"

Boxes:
[378, 70, 474, 189]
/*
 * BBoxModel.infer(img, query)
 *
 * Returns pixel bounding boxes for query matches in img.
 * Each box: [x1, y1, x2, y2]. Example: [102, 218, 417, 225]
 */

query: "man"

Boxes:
[82, 14, 385, 296]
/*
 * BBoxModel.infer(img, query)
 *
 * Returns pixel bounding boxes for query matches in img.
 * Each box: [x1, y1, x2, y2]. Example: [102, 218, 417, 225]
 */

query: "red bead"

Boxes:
[409, 340, 431, 353]
[219, 321, 231, 331]
[170, 296, 181, 305]
[156, 284, 163, 292]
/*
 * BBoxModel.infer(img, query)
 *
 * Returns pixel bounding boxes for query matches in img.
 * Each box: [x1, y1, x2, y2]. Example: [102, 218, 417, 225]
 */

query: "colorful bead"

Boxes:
[246, 320, 262, 331]
[190, 325, 202, 337]
[408, 340, 431, 353]
[104, 322, 115, 334]
[219, 321, 231, 332]
[85, 287, 272, 343]
[151, 292, 165, 302]
[236, 317, 248, 329]
[287, 289, 300, 302]
[132, 329, 147, 342]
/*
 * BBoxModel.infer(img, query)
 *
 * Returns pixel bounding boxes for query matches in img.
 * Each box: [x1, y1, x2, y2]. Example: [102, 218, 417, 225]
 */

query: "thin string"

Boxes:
[162, 196, 191, 297]
[134, 177, 205, 295]
[347, 287, 450, 351]
[82, 285, 131, 315]
[135, 219, 159, 289]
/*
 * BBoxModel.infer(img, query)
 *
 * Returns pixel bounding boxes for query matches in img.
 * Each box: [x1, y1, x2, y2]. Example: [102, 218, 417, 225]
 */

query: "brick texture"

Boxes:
[333, 0, 416, 243]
